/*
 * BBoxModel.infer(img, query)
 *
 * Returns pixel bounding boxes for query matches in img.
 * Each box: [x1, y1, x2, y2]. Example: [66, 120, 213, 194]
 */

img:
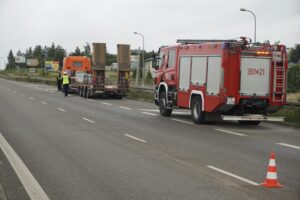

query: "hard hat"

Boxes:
[64, 71, 67, 75]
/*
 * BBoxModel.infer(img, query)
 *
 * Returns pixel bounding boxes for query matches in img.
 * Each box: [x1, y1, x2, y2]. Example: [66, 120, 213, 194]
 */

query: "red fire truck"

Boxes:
[153, 38, 287, 125]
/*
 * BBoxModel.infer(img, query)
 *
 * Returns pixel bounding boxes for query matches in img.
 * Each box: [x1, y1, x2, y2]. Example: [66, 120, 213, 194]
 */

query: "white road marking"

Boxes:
[87, 99, 95, 102]
[215, 129, 247, 137]
[172, 118, 193, 125]
[0, 132, 50, 200]
[82, 117, 95, 124]
[142, 112, 158, 116]
[119, 106, 132, 110]
[207, 165, 259, 186]
[277, 143, 300, 150]
[101, 102, 112, 106]
[41, 101, 47, 105]
[172, 111, 191, 115]
[50, 91, 55, 93]
[57, 108, 66, 112]
[139, 109, 159, 112]
[20, 94, 24, 96]
[124, 134, 147, 143]
[29, 97, 34, 100]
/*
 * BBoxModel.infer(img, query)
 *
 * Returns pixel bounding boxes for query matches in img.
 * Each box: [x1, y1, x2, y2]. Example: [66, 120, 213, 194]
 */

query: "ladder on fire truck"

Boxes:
[273, 55, 286, 103]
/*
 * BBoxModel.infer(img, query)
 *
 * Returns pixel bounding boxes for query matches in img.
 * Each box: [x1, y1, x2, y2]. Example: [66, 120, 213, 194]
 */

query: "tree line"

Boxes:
[5, 43, 121, 70]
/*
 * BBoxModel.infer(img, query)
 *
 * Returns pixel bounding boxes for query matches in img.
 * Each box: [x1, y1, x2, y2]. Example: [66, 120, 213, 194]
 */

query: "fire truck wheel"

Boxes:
[238, 121, 261, 125]
[159, 92, 172, 116]
[191, 96, 205, 124]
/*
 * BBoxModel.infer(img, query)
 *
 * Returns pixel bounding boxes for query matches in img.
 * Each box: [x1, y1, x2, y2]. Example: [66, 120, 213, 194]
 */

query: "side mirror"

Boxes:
[152, 56, 161, 70]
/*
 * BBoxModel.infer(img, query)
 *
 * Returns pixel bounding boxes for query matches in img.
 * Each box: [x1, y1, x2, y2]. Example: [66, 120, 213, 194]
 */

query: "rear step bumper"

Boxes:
[222, 115, 284, 122]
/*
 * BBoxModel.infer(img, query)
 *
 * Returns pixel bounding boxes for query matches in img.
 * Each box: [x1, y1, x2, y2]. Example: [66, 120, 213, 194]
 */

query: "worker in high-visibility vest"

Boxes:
[56, 70, 62, 91]
[62, 71, 70, 96]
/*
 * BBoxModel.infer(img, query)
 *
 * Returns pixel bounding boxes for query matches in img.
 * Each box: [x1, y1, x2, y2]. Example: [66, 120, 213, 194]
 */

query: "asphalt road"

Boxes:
[0, 78, 299, 200]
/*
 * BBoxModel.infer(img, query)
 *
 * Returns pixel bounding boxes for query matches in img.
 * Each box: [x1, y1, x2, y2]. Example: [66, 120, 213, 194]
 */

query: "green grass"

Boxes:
[271, 107, 300, 124]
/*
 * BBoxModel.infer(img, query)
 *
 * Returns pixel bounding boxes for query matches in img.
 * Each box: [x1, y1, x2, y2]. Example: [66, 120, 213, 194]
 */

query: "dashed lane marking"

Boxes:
[119, 106, 132, 110]
[82, 117, 95, 124]
[207, 165, 259, 186]
[41, 101, 47, 105]
[172, 118, 193, 125]
[57, 108, 66, 112]
[101, 102, 112, 106]
[138, 109, 159, 112]
[124, 134, 147, 143]
[0, 132, 50, 200]
[277, 143, 300, 150]
[215, 129, 247, 137]
[28, 97, 34, 100]
[142, 112, 158, 116]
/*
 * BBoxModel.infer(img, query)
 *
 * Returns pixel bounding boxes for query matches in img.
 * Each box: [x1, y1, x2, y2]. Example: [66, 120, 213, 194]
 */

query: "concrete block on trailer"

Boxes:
[92, 43, 106, 70]
[117, 44, 131, 71]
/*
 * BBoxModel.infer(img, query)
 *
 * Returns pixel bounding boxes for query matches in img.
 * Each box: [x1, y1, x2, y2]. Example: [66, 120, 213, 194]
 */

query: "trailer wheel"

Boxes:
[83, 87, 87, 98]
[87, 89, 91, 98]
[238, 121, 261, 125]
[191, 96, 205, 124]
[79, 87, 82, 97]
[159, 91, 172, 116]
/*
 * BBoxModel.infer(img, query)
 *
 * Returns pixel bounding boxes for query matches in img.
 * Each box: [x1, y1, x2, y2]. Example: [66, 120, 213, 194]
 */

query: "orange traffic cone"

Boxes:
[261, 152, 283, 188]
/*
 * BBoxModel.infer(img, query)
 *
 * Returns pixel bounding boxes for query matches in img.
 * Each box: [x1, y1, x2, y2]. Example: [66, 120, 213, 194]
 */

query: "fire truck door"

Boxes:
[177, 56, 191, 107]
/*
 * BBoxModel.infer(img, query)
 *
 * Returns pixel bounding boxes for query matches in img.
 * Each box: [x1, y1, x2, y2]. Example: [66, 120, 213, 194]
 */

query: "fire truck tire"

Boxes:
[191, 96, 206, 124]
[238, 121, 261, 125]
[159, 92, 172, 116]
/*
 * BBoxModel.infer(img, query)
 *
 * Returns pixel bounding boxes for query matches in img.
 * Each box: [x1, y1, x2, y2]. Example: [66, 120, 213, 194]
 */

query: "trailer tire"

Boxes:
[79, 87, 82, 97]
[83, 87, 87, 98]
[159, 91, 172, 116]
[87, 89, 91, 98]
[238, 121, 261, 125]
[191, 96, 206, 124]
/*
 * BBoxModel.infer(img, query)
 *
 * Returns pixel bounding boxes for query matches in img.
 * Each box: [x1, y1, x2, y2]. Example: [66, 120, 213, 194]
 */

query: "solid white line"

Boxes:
[41, 101, 47, 105]
[207, 165, 259, 186]
[119, 106, 132, 110]
[142, 112, 158, 116]
[215, 129, 247, 136]
[29, 97, 34, 100]
[82, 117, 95, 124]
[101, 102, 112, 106]
[0, 132, 50, 200]
[124, 134, 147, 143]
[277, 143, 300, 150]
[172, 118, 193, 125]
[57, 108, 66, 112]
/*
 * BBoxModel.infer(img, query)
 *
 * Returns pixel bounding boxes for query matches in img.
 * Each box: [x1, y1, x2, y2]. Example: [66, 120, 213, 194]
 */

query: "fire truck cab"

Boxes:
[153, 38, 287, 125]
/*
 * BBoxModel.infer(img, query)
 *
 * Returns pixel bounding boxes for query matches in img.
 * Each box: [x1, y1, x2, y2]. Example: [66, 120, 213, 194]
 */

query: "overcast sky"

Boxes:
[0, 0, 299, 69]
